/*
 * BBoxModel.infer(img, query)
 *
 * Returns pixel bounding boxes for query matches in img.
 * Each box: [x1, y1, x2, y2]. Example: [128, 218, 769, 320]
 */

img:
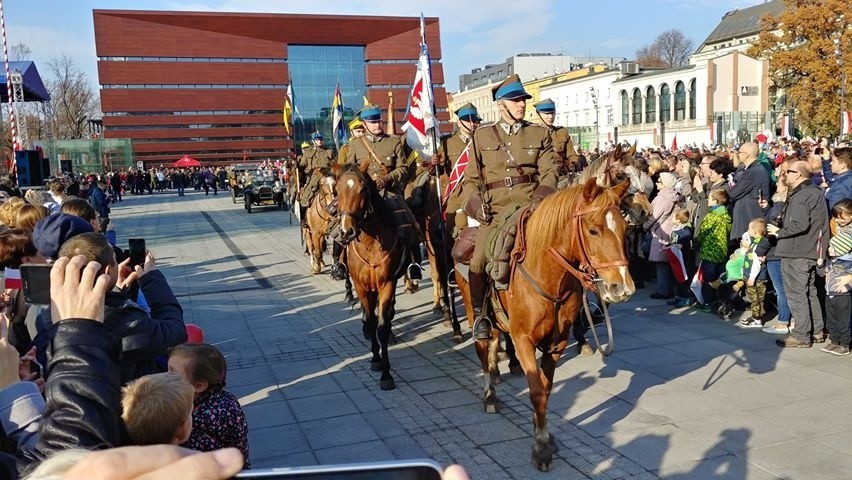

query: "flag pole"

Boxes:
[420, 14, 460, 332]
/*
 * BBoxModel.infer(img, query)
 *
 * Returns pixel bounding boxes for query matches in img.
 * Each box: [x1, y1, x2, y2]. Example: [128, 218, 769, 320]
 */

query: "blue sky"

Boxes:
[5, 0, 764, 94]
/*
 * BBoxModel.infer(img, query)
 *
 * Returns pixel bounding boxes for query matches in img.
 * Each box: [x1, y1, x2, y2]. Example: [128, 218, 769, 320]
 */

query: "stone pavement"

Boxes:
[113, 189, 852, 479]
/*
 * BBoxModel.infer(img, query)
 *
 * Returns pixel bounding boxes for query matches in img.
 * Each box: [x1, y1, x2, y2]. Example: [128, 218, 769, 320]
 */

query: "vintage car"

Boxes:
[243, 172, 285, 213]
[228, 163, 258, 204]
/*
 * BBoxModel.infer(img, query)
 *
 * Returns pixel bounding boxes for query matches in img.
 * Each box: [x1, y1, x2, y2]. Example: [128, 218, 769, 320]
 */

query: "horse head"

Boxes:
[336, 165, 374, 243]
[575, 177, 636, 303]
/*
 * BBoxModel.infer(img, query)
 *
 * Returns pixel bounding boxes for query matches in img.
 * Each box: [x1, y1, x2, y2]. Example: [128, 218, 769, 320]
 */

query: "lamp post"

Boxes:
[590, 87, 599, 150]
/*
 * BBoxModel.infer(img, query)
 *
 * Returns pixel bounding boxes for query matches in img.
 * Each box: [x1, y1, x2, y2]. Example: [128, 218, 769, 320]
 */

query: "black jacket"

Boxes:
[775, 182, 830, 260]
[728, 161, 771, 240]
[34, 269, 186, 384]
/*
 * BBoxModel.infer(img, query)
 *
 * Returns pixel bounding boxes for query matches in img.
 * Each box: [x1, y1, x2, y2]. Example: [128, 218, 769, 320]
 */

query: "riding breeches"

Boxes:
[469, 224, 496, 275]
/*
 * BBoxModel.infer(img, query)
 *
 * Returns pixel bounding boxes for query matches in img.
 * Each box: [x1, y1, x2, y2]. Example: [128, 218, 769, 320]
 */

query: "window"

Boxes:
[620, 90, 628, 126]
[645, 86, 656, 123]
[674, 81, 686, 121]
[689, 78, 697, 120]
[631, 88, 642, 125]
[660, 84, 671, 122]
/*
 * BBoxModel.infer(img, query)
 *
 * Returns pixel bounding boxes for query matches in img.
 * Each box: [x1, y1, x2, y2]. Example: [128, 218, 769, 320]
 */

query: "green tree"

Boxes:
[749, 0, 852, 136]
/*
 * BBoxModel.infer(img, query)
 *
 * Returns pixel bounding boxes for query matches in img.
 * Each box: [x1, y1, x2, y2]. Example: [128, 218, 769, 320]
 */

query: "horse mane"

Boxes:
[525, 180, 621, 258]
[338, 163, 392, 219]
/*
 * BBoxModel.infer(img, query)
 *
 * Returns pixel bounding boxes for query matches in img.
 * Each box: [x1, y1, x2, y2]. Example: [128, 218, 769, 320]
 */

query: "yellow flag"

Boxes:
[282, 98, 292, 135]
[363, 96, 370, 107]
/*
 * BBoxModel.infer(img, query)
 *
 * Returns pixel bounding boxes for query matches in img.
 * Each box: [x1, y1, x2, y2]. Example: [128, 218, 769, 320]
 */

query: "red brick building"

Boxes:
[93, 10, 448, 166]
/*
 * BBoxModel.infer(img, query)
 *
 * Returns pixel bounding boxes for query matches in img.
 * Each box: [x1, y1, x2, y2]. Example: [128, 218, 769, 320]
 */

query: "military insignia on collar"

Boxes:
[527, 149, 537, 157]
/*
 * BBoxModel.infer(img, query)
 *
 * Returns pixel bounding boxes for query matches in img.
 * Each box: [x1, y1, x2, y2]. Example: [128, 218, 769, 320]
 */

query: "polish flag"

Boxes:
[3, 267, 21, 290]
[671, 135, 677, 151]
[442, 141, 471, 205]
[843, 111, 852, 136]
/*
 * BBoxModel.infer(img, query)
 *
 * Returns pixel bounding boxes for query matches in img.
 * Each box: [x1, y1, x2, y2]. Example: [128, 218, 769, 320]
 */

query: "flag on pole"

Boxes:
[287, 79, 304, 125]
[442, 141, 471, 205]
[332, 84, 347, 151]
[363, 96, 370, 107]
[3, 267, 21, 290]
[843, 111, 852, 136]
[671, 135, 677, 151]
[282, 96, 292, 135]
[401, 15, 437, 158]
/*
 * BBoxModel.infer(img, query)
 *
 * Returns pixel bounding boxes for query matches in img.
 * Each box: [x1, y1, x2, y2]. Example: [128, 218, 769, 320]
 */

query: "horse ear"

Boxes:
[331, 162, 342, 177]
[628, 140, 637, 157]
[611, 179, 630, 199]
[582, 177, 601, 201]
[614, 143, 623, 157]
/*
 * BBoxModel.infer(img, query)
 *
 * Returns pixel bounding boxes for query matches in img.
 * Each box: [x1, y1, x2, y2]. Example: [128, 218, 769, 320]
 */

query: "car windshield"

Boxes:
[252, 174, 275, 185]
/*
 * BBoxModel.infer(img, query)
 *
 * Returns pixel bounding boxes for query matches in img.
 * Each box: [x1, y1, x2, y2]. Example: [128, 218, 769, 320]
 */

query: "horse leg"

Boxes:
[538, 351, 562, 456]
[342, 250, 356, 303]
[310, 231, 322, 274]
[510, 338, 556, 472]
[363, 293, 381, 370]
[503, 333, 524, 376]
[377, 282, 397, 391]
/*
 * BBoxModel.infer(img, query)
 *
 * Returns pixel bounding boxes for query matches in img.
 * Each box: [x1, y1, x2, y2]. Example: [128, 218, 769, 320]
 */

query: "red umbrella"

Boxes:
[174, 155, 201, 168]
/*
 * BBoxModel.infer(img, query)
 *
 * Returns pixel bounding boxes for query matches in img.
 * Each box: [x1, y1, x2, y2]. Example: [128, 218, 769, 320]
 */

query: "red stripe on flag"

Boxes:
[442, 141, 471, 205]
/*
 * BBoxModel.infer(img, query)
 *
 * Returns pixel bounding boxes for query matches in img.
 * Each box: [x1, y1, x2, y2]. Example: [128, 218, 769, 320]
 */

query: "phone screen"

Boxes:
[20, 264, 52, 305]
[128, 238, 146, 267]
[233, 460, 443, 480]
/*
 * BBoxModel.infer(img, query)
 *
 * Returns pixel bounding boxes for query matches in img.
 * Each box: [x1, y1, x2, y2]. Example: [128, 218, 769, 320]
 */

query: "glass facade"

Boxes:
[288, 45, 366, 150]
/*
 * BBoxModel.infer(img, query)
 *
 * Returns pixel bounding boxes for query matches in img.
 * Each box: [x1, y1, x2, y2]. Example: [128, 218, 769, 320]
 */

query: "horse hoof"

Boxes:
[345, 294, 355, 303]
[433, 306, 444, 316]
[532, 446, 555, 472]
[484, 400, 499, 414]
[370, 361, 382, 372]
[509, 364, 525, 376]
[549, 434, 559, 453]
[578, 343, 594, 356]
[452, 334, 465, 344]
[380, 378, 396, 391]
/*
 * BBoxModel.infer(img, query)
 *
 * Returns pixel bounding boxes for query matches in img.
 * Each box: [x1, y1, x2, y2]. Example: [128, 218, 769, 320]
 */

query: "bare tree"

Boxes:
[655, 29, 694, 68]
[635, 29, 694, 68]
[9, 42, 32, 61]
[47, 55, 98, 139]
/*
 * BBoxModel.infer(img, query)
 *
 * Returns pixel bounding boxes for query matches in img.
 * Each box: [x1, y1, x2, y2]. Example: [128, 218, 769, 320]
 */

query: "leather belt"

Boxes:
[485, 174, 534, 191]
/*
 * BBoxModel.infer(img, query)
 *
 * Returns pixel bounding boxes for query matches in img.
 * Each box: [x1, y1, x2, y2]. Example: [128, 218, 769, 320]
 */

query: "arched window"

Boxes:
[620, 90, 628, 125]
[675, 81, 686, 121]
[632, 88, 642, 125]
[689, 78, 697, 120]
[645, 86, 656, 123]
[659, 84, 671, 123]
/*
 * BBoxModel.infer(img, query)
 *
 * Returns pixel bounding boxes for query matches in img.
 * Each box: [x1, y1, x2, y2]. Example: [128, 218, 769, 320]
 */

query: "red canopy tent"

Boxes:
[174, 155, 201, 168]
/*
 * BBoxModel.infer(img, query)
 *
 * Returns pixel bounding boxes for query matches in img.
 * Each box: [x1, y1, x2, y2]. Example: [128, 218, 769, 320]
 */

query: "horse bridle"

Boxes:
[337, 171, 374, 238]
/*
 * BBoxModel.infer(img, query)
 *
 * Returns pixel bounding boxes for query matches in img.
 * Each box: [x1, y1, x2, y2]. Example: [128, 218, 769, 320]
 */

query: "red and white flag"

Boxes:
[781, 114, 792, 138]
[401, 15, 436, 158]
[3, 267, 21, 290]
[671, 135, 677, 151]
[442, 141, 471, 205]
[843, 111, 852, 136]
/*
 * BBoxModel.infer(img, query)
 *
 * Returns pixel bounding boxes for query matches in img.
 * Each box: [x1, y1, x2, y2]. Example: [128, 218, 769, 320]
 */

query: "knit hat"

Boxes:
[658, 172, 677, 189]
[32, 213, 94, 260]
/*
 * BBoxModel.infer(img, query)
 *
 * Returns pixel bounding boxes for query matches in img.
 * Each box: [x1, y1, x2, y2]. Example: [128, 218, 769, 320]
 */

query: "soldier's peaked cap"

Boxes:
[348, 117, 365, 131]
[311, 131, 323, 139]
[360, 104, 382, 121]
[492, 74, 532, 101]
[454, 102, 482, 122]
[534, 98, 556, 113]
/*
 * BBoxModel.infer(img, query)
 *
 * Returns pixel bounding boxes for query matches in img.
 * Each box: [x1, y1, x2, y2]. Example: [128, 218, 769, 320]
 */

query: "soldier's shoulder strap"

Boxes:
[358, 136, 390, 175]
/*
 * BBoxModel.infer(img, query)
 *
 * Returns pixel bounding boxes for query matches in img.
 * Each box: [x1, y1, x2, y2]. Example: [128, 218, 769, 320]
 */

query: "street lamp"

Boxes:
[590, 87, 599, 150]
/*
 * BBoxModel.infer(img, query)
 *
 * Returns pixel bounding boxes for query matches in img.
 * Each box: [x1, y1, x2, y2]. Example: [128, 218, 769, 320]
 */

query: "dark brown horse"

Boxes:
[337, 164, 406, 391]
[456, 178, 635, 471]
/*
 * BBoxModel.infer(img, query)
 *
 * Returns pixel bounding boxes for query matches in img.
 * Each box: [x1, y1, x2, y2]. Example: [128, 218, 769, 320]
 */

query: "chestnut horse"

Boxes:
[304, 170, 338, 274]
[457, 178, 635, 471]
[337, 164, 406, 391]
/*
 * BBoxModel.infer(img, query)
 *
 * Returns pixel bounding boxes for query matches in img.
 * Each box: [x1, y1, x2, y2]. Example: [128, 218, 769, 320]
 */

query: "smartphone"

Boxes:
[128, 238, 146, 267]
[19, 264, 52, 305]
[233, 459, 443, 480]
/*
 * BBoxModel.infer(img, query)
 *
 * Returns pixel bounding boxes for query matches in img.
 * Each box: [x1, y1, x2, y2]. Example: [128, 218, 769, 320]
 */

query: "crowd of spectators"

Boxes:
[0, 172, 251, 478]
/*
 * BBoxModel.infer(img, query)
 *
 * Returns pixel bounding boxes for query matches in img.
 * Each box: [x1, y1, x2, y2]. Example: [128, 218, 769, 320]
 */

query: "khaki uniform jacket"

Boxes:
[336, 144, 351, 166]
[548, 125, 579, 166]
[299, 146, 334, 173]
[439, 130, 472, 216]
[346, 133, 415, 194]
[463, 121, 558, 217]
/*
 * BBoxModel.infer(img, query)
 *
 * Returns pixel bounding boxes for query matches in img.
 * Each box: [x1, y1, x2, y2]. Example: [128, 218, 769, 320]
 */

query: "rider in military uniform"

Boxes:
[437, 102, 482, 238]
[299, 131, 334, 225]
[345, 104, 422, 281]
[533, 98, 579, 184]
[464, 75, 559, 340]
[337, 118, 366, 165]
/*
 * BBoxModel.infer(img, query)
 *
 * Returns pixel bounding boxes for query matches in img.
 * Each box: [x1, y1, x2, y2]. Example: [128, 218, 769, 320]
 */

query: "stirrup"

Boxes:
[473, 315, 493, 341]
[330, 263, 347, 280]
[406, 263, 422, 281]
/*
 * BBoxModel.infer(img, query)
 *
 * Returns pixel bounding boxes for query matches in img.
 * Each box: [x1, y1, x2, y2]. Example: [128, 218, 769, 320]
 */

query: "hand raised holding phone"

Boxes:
[49, 255, 111, 324]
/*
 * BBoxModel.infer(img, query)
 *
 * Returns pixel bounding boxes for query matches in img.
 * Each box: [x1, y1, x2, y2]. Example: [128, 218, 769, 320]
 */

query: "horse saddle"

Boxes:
[486, 205, 531, 290]
[383, 193, 422, 248]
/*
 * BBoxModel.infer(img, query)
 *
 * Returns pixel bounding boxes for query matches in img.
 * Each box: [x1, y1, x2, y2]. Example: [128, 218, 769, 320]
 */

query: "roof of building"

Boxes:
[698, 0, 785, 49]
[612, 65, 695, 84]
[0, 61, 50, 102]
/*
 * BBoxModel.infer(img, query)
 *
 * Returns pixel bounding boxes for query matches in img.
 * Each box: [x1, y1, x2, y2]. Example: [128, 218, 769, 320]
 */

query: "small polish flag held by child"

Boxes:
[3, 267, 21, 290]
[665, 247, 688, 283]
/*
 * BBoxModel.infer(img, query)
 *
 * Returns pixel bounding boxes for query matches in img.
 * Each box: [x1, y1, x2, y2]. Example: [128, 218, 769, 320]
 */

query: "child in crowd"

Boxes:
[121, 373, 194, 445]
[821, 199, 852, 356]
[740, 219, 771, 327]
[168, 343, 250, 467]
[667, 207, 694, 308]
[695, 189, 732, 311]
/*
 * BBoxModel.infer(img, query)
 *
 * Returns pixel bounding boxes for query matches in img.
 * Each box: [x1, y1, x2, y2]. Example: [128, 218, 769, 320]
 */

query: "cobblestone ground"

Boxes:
[113, 190, 852, 480]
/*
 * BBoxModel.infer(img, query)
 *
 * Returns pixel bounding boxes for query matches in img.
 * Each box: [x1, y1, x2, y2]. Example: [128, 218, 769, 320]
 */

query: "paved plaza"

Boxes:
[114, 190, 852, 480]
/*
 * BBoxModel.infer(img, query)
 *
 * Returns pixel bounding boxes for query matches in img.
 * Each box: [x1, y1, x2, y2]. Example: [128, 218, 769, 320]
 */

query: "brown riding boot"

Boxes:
[469, 271, 492, 340]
